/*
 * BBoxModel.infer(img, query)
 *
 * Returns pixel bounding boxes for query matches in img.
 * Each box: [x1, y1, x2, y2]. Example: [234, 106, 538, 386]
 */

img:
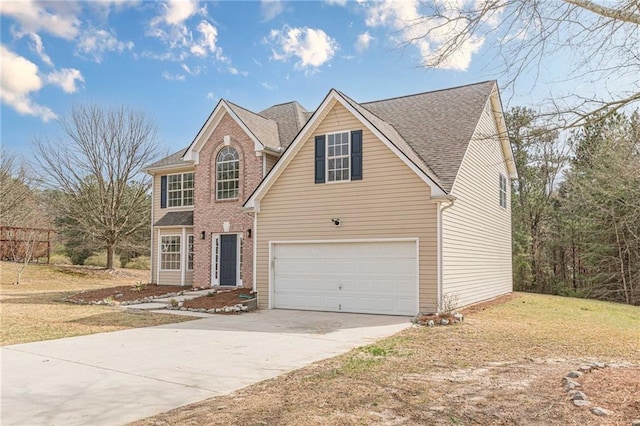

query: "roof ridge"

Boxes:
[361, 80, 496, 105]
[224, 99, 275, 123]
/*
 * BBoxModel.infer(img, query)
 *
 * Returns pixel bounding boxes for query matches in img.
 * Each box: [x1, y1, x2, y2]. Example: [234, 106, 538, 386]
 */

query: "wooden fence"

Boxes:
[0, 226, 54, 263]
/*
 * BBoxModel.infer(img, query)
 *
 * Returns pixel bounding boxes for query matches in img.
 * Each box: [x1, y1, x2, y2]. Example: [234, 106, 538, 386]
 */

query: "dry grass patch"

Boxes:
[0, 261, 193, 346]
[132, 293, 640, 426]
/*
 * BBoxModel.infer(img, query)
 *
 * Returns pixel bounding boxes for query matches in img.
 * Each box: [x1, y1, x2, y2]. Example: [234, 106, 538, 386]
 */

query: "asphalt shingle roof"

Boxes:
[363, 80, 495, 191]
[225, 101, 280, 150]
[154, 211, 194, 227]
[259, 101, 310, 149]
[145, 81, 497, 193]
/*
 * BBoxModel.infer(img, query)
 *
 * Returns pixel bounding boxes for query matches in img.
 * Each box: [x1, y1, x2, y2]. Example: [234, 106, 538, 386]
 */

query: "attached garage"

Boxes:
[271, 240, 418, 316]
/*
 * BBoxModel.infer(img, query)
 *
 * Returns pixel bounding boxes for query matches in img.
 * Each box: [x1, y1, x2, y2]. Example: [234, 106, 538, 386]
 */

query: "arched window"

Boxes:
[216, 147, 239, 199]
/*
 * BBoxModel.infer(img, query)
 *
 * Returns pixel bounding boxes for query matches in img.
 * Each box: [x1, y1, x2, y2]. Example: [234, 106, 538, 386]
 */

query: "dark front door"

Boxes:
[219, 234, 237, 286]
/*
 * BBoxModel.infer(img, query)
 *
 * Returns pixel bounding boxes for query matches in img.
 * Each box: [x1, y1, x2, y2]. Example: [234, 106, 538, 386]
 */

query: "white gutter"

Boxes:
[432, 195, 456, 312]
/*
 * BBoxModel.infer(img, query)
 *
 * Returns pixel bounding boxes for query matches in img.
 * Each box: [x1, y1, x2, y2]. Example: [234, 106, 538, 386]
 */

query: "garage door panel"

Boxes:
[273, 241, 418, 316]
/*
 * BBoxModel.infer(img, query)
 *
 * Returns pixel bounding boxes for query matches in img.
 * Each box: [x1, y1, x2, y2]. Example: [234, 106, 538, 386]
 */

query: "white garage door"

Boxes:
[273, 240, 418, 316]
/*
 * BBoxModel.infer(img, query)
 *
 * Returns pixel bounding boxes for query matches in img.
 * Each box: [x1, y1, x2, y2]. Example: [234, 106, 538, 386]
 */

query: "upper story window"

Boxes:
[216, 147, 239, 200]
[327, 132, 350, 182]
[314, 130, 362, 184]
[499, 173, 508, 208]
[166, 172, 194, 207]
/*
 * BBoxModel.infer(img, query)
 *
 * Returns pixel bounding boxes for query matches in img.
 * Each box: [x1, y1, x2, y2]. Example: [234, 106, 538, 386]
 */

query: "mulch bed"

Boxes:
[67, 284, 188, 303]
[182, 288, 254, 310]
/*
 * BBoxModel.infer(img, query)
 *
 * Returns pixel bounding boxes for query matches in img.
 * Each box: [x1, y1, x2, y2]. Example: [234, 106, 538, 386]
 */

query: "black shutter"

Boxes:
[160, 175, 167, 208]
[351, 130, 362, 180]
[315, 135, 326, 184]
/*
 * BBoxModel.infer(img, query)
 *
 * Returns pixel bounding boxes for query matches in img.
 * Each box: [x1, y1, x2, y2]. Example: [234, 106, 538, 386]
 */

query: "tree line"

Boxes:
[509, 108, 640, 305]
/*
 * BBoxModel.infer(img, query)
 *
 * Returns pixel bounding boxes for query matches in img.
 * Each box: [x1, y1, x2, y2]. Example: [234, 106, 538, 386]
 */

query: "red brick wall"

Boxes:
[193, 114, 263, 288]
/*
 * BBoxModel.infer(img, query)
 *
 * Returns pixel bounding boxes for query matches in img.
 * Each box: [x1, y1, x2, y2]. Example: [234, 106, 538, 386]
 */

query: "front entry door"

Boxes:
[219, 234, 237, 286]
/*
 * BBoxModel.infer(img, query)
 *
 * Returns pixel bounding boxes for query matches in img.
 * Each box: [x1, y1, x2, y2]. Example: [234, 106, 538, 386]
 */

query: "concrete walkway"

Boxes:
[1, 310, 410, 426]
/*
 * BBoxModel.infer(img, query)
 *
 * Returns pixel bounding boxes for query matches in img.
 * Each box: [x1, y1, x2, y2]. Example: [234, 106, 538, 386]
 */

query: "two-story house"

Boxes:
[145, 100, 310, 289]
[146, 81, 517, 315]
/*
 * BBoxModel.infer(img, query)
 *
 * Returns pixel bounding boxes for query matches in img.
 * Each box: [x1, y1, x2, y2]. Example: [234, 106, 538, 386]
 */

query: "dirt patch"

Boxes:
[181, 288, 254, 310]
[577, 366, 640, 422]
[67, 284, 187, 303]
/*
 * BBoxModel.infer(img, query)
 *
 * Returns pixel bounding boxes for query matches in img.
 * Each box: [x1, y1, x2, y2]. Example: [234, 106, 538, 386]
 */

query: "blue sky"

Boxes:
[0, 0, 594, 159]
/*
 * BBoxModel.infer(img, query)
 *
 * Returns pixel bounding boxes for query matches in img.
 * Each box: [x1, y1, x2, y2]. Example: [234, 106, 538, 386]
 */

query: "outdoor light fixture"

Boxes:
[201, 231, 206, 240]
[331, 218, 341, 226]
[247, 228, 252, 238]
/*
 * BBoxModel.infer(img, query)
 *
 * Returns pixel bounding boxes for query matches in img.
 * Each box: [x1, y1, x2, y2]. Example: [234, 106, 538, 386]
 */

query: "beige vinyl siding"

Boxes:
[265, 154, 278, 174]
[441, 99, 512, 307]
[150, 166, 194, 284]
[256, 102, 438, 312]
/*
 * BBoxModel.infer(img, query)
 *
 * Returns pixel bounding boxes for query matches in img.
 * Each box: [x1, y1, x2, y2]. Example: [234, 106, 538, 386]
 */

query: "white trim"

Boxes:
[433, 197, 455, 312]
[156, 228, 161, 283]
[252, 213, 258, 293]
[211, 235, 218, 287]
[159, 234, 182, 272]
[268, 238, 419, 313]
[183, 100, 265, 164]
[149, 190, 154, 284]
[180, 228, 186, 286]
[211, 232, 243, 287]
[244, 90, 446, 211]
[325, 130, 351, 183]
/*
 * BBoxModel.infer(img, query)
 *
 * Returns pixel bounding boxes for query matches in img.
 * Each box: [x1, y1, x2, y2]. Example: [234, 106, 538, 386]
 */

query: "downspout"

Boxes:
[432, 195, 456, 312]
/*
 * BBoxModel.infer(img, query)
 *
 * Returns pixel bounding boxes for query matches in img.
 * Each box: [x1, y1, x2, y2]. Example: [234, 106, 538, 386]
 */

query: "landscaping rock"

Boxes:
[453, 312, 464, 321]
[440, 319, 449, 325]
[571, 391, 587, 401]
[579, 364, 592, 372]
[590, 407, 612, 416]
[427, 320, 435, 327]
[631, 419, 640, 426]
[573, 400, 590, 407]
[566, 371, 582, 378]
[207, 309, 217, 314]
[590, 362, 605, 369]
[115, 293, 123, 299]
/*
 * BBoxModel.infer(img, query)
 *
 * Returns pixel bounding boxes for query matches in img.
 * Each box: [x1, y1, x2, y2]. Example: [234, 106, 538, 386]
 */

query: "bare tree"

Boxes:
[397, 1, 640, 128]
[35, 104, 159, 269]
[0, 150, 32, 226]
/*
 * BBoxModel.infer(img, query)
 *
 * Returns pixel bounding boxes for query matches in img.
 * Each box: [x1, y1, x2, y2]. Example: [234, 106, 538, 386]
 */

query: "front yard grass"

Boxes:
[132, 293, 640, 426]
[0, 261, 193, 346]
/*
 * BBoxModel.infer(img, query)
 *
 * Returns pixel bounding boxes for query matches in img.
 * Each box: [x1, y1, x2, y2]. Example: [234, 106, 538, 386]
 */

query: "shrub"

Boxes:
[84, 252, 108, 267]
[126, 256, 150, 270]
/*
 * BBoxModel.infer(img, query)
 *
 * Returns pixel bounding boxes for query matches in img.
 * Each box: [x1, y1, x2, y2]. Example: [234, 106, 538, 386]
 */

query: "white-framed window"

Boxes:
[160, 235, 181, 270]
[216, 147, 239, 200]
[187, 234, 194, 270]
[167, 172, 194, 207]
[499, 173, 508, 208]
[326, 132, 350, 182]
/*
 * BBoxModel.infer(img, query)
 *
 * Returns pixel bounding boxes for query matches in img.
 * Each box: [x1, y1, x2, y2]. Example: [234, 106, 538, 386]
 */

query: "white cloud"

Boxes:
[206, 92, 216, 99]
[325, 0, 347, 5]
[0, 44, 56, 121]
[261, 0, 283, 21]
[268, 26, 338, 69]
[162, 0, 199, 25]
[76, 27, 134, 63]
[190, 20, 224, 60]
[355, 31, 373, 52]
[364, 0, 485, 70]
[161, 71, 186, 81]
[181, 63, 203, 75]
[261, 82, 277, 90]
[10, 29, 54, 66]
[45, 68, 84, 93]
[227, 66, 248, 76]
[0, 0, 81, 40]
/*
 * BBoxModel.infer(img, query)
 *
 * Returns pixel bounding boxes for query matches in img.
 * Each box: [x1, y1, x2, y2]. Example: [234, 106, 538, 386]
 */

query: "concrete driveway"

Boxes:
[1, 310, 410, 426]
